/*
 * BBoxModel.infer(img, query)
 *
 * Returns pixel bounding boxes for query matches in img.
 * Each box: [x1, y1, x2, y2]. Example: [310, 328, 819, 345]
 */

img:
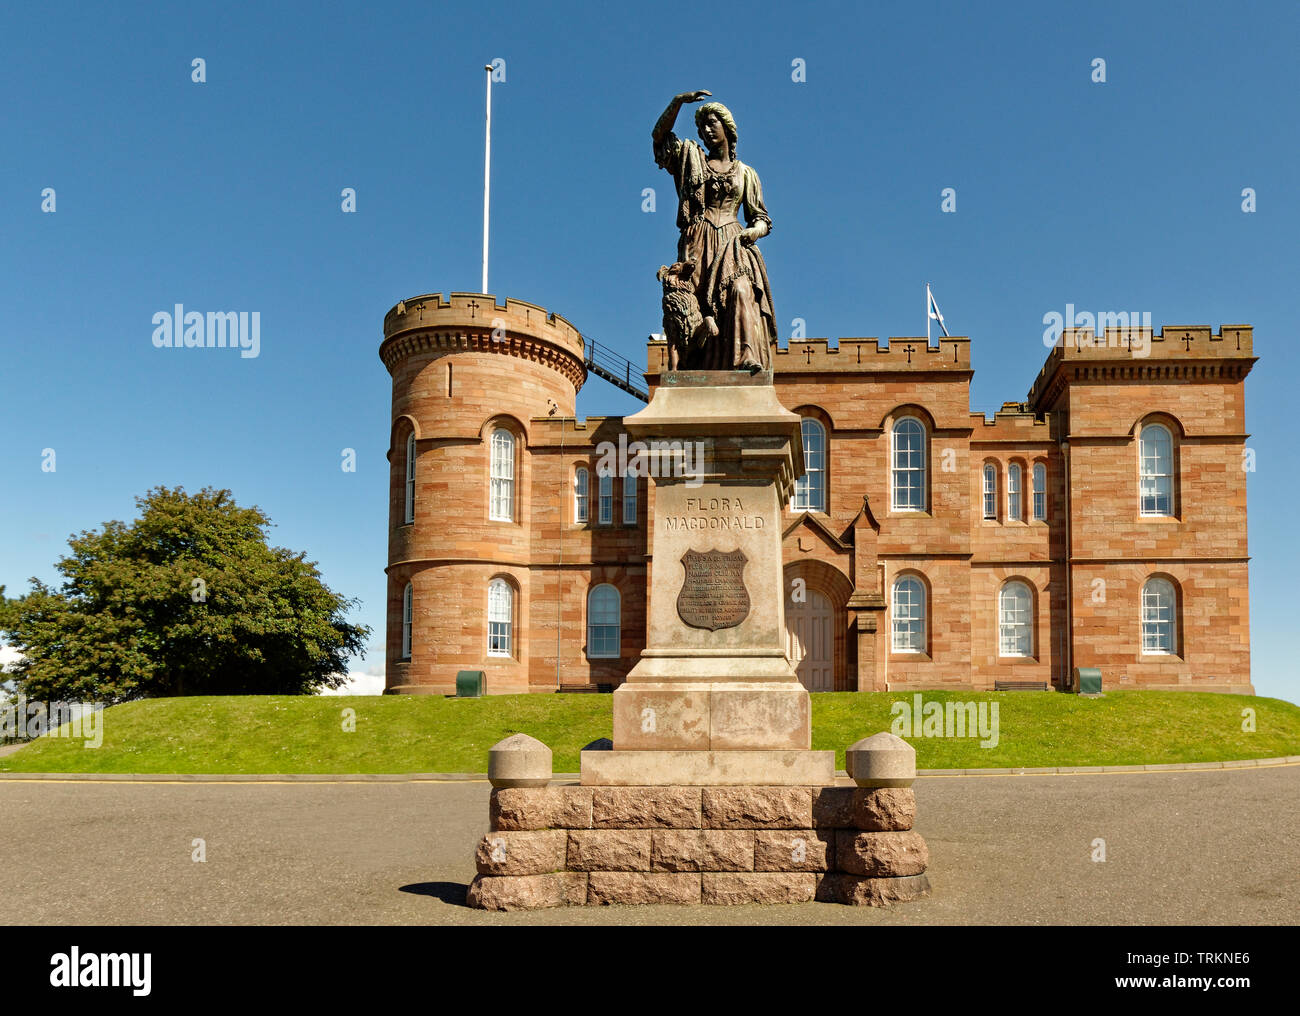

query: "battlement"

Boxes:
[970, 403, 1053, 442]
[382, 292, 585, 356]
[1027, 324, 1256, 409]
[645, 335, 972, 374]
[379, 292, 587, 390]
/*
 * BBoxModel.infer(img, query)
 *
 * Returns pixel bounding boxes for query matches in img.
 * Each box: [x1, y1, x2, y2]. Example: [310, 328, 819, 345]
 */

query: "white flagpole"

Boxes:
[926, 283, 931, 346]
[482, 64, 492, 295]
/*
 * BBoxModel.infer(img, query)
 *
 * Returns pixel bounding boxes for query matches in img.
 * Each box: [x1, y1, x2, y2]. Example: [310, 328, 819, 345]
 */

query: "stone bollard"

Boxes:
[846, 732, 916, 788]
[487, 733, 553, 788]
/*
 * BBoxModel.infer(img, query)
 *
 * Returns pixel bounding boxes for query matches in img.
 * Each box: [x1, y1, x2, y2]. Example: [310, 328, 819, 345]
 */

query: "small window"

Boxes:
[891, 575, 926, 653]
[792, 418, 826, 512]
[587, 584, 621, 658]
[998, 581, 1033, 657]
[487, 578, 513, 657]
[1008, 463, 1022, 522]
[574, 466, 589, 523]
[891, 417, 926, 511]
[983, 463, 997, 520]
[401, 582, 413, 659]
[622, 470, 637, 525]
[489, 429, 515, 522]
[1139, 424, 1173, 517]
[597, 471, 613, 525]
[1032, 463, 1047, 521]
[404, 432, 416, 524]
[1141, 577, 1176, 655]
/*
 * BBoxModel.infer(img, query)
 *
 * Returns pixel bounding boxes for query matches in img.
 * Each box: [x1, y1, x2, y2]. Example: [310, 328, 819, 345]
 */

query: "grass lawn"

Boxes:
[2, 690, 1298, 774]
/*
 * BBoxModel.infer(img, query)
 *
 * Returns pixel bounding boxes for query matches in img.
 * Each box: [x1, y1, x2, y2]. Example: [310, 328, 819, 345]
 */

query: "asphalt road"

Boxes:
[0, 766, 1295, 925]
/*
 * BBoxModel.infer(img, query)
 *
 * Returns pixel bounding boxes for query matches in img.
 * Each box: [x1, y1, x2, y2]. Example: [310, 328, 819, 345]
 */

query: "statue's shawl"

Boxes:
[654, 131, 772, 234]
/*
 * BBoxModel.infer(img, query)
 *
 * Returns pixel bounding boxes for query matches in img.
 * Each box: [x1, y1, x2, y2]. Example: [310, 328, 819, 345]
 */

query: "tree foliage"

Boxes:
[0, 487, 370, 701]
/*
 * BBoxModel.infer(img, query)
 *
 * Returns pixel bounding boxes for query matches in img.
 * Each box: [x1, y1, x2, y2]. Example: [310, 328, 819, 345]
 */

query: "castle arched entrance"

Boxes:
[786, 588, 834, 692]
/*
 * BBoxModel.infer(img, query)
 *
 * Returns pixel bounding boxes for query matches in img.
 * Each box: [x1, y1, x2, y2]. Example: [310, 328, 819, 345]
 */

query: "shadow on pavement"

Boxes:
[400, 881, 469, 907]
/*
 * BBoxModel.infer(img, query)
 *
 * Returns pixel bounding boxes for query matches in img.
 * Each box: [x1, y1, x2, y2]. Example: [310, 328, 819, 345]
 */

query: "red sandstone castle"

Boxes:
[380, 293, 1255, 696]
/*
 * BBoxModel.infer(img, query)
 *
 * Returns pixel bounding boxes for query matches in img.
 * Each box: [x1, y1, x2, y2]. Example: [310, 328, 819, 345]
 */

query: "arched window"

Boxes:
[587, 584, 621, 658]
[1032, 463, 1047, 521]
[791, 418, 826, 511]
[487, 578, 513, 656]
[401, 582, 413, 659]
[983, 463, 997, 520]
[998, 580, 1033, 657]
[489, 429, 515, 521]
[1139, 424, 1173, 516]
[622, 469, 637, 525]
[891, 417, 926, 511]
[404, 432, 416, 524]
[597, 470, 613, 525]
[1007, 463, 1023, 522]
[891, 575, 926, 654]
[1141, 577, 1177, 655]
[574, 466, 589, 523]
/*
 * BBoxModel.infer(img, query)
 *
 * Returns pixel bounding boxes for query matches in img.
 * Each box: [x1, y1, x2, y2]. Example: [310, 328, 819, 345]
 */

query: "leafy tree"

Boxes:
[0, 487, 370, 702]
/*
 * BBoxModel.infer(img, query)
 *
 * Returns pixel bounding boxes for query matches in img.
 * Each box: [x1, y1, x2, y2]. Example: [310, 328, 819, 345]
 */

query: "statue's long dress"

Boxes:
[655, 131, 777, 370]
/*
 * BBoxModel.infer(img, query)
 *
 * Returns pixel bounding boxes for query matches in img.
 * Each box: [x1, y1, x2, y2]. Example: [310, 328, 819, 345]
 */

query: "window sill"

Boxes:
[890, 652, 932, 662]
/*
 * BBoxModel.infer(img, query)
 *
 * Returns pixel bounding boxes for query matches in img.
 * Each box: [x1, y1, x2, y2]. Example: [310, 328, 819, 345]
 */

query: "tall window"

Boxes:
[1007, 463, 1023, 522]
[998, 581, 1033, 657]
[574, 466, 589, 523]
[792, 418, 826, 511]
[891, 417, 925, 511]
[489, 429, 515, 521]
[1032, 463, 1047, 521]
[983, 463, 997, 520]
[622, 469, 637, 525]
[401, 582, 413, 659]
[587, 584, 621, 658]
[1139, 424, 1173, 516]
[891, 575, 926, 654]
[597, 470, 613, 525]
[404, 432, 416, 524]
[487, 578, 513, 657]
[1141, 577, 1176, 654]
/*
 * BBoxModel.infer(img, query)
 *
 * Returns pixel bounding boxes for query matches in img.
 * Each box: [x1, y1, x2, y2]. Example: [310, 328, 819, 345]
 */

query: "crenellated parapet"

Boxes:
[969, 403, 1054, 446]
[646, 336, 971, 377]
[381, 292, 587, 393]
[1028, 325, 1256, 411]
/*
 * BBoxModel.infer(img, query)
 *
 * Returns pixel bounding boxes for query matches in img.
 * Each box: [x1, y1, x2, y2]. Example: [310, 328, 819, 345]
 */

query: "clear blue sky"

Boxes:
[1, 0, 1296, 700]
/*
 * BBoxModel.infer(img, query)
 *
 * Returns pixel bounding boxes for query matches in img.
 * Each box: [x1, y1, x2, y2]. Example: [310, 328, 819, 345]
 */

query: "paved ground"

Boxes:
[1, 765, 1295, 924]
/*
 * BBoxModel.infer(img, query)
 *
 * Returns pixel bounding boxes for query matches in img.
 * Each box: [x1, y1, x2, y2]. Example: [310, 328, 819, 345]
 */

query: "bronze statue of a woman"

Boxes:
[653, 90, 777, 372]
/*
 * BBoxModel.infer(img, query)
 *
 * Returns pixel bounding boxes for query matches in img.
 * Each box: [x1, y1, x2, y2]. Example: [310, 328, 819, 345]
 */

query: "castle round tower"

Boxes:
[380, 293, 586, 694]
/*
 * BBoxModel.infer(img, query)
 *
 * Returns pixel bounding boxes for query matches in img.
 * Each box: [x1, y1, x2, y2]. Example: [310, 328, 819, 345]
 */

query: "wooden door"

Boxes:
[786, 589, 833, 692]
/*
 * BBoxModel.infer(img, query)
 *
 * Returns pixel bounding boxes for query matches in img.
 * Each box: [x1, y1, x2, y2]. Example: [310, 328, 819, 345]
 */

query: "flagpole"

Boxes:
[482, 64, 492, 295]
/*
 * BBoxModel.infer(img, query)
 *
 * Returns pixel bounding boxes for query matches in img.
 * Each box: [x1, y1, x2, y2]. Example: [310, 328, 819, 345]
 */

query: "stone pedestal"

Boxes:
[590, 371, 833, 784]
[467, 784, 932, 910]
